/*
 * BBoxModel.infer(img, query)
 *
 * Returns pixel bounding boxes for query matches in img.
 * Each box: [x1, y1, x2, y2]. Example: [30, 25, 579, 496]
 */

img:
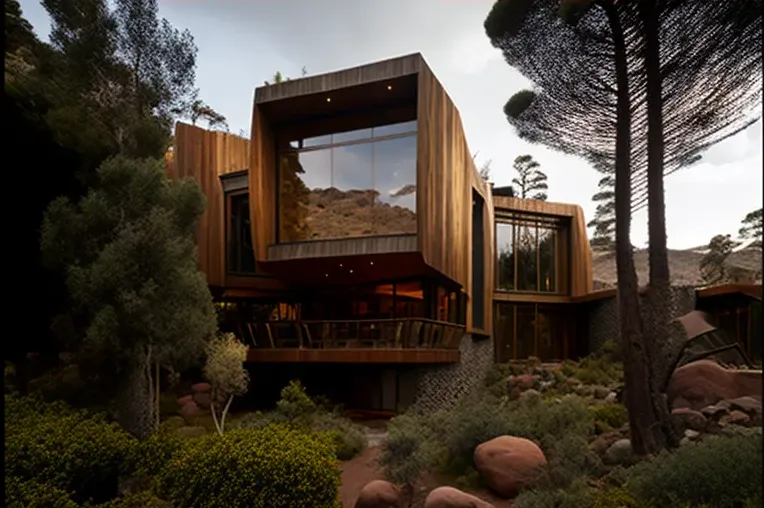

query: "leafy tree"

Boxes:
[699, 234, 741, 285]
[189, 98, 228, 131]
[512, 155, 548, 200]
[588, 174, 616, 252]
[203, 333, 249, 435]
[40, 156, 217, 438]
[739, 208, 763, 247]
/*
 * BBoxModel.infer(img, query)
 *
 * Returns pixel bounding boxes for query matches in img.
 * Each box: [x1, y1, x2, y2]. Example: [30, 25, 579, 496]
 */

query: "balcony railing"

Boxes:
[238, 318, 465, 350]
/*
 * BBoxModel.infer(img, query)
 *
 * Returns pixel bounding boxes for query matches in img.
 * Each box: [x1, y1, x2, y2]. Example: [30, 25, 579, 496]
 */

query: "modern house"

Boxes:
[167, 53, 761, 411]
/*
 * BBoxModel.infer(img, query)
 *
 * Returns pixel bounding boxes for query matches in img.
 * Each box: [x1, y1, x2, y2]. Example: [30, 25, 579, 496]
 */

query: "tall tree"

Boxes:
[588, 173, 616, 252]
[512, 155, 548, 200]
[699, 234, 741, 285]
[189, 98, 228, 131]
[40, 156, 217, 438]
[739, 208, 763, 247]
[486, 0, 662, 455]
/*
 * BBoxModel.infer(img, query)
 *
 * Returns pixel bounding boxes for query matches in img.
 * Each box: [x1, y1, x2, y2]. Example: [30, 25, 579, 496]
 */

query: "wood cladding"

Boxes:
[246, 348, 460, 364]
[255, 53, 422, 103]
[268, 235, 417, 261]
[416, 61, 495, 335]
[171, 123, 250, 287]
[492, 196, 594, 298]
[249, 104, 277, 262]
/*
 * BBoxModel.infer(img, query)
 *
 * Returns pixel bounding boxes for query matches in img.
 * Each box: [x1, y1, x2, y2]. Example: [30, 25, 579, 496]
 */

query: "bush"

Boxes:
[590, 402, 629, 434]
[127, 422, 188, 478]
[158, 425, 341, 508]
[5, 395, 135, 504]
[625, 433, 763, 508]
[513, 479, 595, 508]
[5, 476, 79, 508]
[380, 413, 439, 488]
[102, 491, 173, 508]
[235, 381, 366, 460]
[541, 433, 604, 488]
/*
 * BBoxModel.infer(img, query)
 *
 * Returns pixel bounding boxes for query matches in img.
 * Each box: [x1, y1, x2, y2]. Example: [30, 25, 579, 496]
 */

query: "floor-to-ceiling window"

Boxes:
[493, 302, 570, 362]
[277, 120, 418, 242]
[496, 212, 567, 294]
[226, 191, 256, 275]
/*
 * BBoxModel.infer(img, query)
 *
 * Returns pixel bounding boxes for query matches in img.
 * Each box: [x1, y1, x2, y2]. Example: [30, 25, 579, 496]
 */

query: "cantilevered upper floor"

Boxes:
[171, 53, 495, 335]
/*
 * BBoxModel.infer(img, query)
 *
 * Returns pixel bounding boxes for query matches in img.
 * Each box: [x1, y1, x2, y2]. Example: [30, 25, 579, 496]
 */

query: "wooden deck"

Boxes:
[240, 318, 464, 364]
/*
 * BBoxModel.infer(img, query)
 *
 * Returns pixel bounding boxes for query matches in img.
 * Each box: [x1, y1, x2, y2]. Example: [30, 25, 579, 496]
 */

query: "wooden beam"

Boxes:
[245, 348, 460, 364]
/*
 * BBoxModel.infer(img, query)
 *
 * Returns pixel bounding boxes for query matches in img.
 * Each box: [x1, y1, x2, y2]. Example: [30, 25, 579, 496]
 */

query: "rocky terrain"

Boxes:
[592, 245, 763, 287]
[303, 188, 417, 239]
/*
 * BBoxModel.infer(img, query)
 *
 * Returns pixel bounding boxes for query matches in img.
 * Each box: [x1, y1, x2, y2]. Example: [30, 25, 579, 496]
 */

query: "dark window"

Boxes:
[494, 302, 569, 362]
[227, 192, 256, 274]
[472, 191, 485, 329]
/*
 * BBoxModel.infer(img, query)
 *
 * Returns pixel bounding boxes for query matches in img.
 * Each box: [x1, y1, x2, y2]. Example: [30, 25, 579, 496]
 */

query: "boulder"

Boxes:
[192, 391, 211, 409]
[589, 431, 623, 457]
[473, 436, 547, 499]
[604, 438, 633, 465]
[593, 386, 610, 400]
[667, 360, 762, 411]
[177, 395, 193, 407]
[670, 408, 707, 432]
[508, 374, 539, 393]
[179, 400, 203, 423]
[191, 382, 212, 393]
[423, 487, 494, 508]
[728, 396, 762, 415]
[683, 429, 701, 440]
[721, 410, 751, 426]
[353, 480, 403, 508]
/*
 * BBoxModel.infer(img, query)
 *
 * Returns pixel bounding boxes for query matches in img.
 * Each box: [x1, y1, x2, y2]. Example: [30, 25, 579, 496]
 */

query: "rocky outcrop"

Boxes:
[423, 487, 494, 508]
[473, 436, 547, 499]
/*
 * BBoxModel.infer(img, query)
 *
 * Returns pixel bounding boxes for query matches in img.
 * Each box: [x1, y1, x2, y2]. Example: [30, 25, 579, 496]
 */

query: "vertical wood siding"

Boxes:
[248, 104, 277, 262]
[171, 122, 250, 287]
[416, 61, 495, 335]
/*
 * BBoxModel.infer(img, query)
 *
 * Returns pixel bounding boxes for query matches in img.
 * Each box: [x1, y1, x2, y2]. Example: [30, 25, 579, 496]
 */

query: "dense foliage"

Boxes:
[158, 425, 342, 508]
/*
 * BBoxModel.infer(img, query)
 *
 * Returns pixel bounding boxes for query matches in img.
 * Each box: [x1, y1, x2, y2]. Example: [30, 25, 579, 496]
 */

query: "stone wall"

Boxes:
[587, 285, 697, 354]
[407, 334, 495, 413]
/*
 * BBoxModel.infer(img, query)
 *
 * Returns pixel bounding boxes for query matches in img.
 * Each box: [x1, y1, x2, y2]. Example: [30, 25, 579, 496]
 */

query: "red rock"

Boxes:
[728, 396, 762, 415]
[179, 401, 203, 424]
[589, 431, 623, 457]
[670, 407, 707, 432]
[354, 480, 403, 508]
[192, 391, 211, 409]
[423, 486, 494, 508]
[667, 360, 763, 411]
[722, 410, 751, 426]
[191, 382, 212, 393]
[473, 436, 547, 499]
[177, 395, 193, 407]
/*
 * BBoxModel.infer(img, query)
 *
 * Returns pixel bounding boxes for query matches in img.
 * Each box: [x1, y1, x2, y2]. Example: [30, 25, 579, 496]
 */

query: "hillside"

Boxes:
[591, 246, 762, 287]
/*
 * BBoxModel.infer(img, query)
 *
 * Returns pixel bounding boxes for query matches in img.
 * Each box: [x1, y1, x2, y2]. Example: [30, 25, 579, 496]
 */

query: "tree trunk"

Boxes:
[115, 355, 158, 440]
[641, 0, 681, 450]
[607, 4, 660, 457]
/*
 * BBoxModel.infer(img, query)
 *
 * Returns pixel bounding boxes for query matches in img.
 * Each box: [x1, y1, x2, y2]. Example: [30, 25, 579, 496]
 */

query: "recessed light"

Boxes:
[339, 263, 343, 267]
[387, 85, 392, 90]
[326, 97, 331, 102]
[325, 273, 329, 277]
[349, 269, 354, 274]
[370, 261, 374, 265]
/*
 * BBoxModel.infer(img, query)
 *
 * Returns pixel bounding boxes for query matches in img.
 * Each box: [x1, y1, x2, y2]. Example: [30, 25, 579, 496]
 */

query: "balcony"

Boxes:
[240, 318, 464, 364]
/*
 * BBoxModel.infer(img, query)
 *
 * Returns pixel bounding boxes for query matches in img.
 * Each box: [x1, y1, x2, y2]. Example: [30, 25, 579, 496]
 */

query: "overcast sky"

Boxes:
[19, 0, 763, 249]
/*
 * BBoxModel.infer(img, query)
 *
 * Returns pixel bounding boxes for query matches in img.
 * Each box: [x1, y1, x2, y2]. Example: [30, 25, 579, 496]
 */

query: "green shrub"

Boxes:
[590, 402, 629, 434]
[5, 395, 135, 504]
[101, 491, 172, 508]
[541, 433, 604, 488]
[626, 433, 763, 508]
[441, 394, 594, 477]
[127, 422, 187, 478]
[235, 382, 366, 460]
[5, 476, 79, 508]
[513, 479, 595, 508]
[158, 425, 341, 508]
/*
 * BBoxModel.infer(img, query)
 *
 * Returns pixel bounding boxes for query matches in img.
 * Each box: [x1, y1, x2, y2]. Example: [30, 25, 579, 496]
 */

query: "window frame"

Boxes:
[225, 190, 257, 276]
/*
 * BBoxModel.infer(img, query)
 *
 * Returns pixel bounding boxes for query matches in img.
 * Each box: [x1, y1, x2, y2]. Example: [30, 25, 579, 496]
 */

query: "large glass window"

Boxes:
[495, 213, 566, 294]
[278, 121, 417, 242]
[227, 192, 256, 274]
[494, 302, 569, 362]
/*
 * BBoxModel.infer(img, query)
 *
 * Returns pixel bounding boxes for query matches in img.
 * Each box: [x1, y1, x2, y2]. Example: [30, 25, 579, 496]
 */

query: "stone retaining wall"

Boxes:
[408, 333, 495, 413]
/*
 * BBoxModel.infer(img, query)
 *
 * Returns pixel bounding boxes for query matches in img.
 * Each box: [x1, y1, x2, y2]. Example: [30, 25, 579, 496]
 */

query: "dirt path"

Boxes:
[340, 446, 385, 507]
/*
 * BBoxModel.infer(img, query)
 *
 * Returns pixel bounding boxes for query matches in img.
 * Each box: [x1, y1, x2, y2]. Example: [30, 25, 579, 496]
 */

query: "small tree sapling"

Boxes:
[203, 333, 249, 435]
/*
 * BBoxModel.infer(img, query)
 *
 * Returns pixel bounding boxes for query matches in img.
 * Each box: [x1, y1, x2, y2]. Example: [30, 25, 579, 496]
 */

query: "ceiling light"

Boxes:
[326, 97, 331, 102]
[387, 85, 392, 90]
[325, 273, 329, 277]
[339, 263, 343, 267]
[349, 269, 354, 274]
[370, 261, 374, 265]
